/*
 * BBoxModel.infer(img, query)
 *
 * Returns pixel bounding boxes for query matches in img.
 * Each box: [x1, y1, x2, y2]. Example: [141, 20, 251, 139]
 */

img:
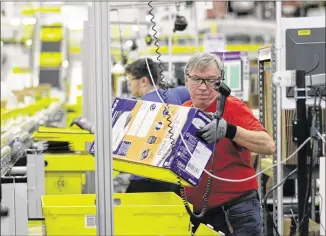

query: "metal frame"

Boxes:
[109, 2, 183, 11]
[1, 178, 28, 236]
[275, 3, 284, 234]
[82, 11, 96, 194]
[27, 153, 45, 219]
[257, 47, 268, 236]
[258, 46, 278, 236]
[89, 2, 114, 235]
[320, 134, 326, 235]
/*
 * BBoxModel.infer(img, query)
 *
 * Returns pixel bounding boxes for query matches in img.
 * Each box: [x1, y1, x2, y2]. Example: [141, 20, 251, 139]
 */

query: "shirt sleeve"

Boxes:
[173, 87, 191, 104]
[229, 102, 266, 132]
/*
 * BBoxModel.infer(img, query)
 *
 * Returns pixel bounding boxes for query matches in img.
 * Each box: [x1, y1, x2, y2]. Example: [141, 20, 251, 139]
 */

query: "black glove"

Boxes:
[197, 117, 237, 144]
[70, 117, 94, 133]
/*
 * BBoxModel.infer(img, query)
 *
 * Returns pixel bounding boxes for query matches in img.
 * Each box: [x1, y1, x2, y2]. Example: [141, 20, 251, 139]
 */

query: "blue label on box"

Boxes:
[117, 141, 131, 157]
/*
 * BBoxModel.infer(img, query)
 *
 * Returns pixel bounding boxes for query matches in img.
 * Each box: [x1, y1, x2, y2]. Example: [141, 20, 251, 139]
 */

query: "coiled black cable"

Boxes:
[147, 0, 224, 223]
[148, 1, 175, 149]
[148, 2, 168, 100]
[147, 0, 178, 183]
[148, 0, 205, 219]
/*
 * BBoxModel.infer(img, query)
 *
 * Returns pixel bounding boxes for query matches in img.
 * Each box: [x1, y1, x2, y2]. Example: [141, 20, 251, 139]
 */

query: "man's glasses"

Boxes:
[187, 74, 221, 87]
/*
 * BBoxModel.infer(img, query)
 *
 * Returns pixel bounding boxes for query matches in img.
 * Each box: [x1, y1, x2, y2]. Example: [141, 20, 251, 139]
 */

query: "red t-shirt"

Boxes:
[182, 96, 265, 211]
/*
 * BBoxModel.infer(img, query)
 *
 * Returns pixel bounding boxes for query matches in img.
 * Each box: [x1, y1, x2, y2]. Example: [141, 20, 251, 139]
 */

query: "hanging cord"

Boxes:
[177, 1, 229, 220]
[263, 168, 298, 236]
[148, 1, 169, 114]
[114, 9, 127, 65]
[148, 0, 177, 183]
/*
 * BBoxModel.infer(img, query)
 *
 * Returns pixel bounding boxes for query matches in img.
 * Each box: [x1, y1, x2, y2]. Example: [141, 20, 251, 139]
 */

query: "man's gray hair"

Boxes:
[184, 52, 223, 76]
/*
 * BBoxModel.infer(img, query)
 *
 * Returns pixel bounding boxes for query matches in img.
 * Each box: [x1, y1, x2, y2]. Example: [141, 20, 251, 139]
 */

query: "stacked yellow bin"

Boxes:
[39, 24, 65, 89]
[42, 192, 223, 235]
[42, 193, 192, 236]
[33, 127, 94, 195]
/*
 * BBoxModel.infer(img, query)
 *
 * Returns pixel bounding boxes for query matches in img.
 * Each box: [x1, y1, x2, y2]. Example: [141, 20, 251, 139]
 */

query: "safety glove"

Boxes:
[70, 117, 95, 133]
[197, 117, 237, 144]
[204, 112, 216, 120]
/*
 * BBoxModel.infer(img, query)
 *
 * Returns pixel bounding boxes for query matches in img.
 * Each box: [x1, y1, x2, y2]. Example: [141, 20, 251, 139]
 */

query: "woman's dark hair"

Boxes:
[125, 58, 159, 85]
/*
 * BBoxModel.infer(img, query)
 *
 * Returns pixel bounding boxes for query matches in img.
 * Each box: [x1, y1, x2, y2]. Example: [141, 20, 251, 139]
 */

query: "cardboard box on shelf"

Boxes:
[283, 217, 320, 236]
[89, 97, 215, 186]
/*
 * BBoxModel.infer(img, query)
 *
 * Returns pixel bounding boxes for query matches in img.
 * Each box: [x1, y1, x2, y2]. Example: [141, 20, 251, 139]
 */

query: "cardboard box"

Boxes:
[283, 217, 320, 236]
[89, 97, 215, 186]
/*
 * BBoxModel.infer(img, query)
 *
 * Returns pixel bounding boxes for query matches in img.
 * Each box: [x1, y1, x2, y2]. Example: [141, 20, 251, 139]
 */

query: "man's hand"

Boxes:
[197, 118, 228, 144]
[70, 117, 94, 133]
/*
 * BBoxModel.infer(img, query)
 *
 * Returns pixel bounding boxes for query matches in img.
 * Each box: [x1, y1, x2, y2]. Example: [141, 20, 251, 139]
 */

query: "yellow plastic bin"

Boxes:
[44, 154, 94, 195]
[45, 172, 86, 195]
[42, 193, 192, 236]
[44, 154, 120, 195]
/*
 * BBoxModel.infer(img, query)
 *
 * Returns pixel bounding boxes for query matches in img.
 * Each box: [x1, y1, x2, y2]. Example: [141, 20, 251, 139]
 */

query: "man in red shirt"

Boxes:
[182, 52, 275, 236]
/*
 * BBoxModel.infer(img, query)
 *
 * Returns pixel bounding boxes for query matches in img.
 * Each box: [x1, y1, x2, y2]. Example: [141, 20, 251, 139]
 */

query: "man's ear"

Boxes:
[141, 76, 152, 85]
[139, 76, 148, 86]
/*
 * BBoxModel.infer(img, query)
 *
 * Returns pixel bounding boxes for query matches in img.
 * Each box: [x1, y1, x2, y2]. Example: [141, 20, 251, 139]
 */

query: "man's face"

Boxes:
[126, 73, 141, 97]
[185, 64, 221, 109]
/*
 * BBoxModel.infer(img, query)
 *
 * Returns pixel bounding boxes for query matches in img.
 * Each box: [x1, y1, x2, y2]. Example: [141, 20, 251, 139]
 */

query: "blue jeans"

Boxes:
[192, 198, 263, 236]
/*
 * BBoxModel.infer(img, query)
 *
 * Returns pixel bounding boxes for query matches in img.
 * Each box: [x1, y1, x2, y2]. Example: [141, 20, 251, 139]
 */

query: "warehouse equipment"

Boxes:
[29, 126, 123, 219]
[1, 99, 63, 236]
[258, 5, 325, 235]
[275, 14, 325, 236]
[33, 126, 94, 153]
[42, 192, 198, 236]
[27, 151, 94, 220]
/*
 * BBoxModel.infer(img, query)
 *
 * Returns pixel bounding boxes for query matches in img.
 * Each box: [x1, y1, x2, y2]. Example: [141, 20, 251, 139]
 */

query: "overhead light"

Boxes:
[25, 39, 32, 46]
[231, 2, 255, 13]
[125, 40, 133, 49]
[62, 60, 69, 68]
[112, 63, 125, 74]
[11, 18, 21, 26]
[22, 17, 36, 25]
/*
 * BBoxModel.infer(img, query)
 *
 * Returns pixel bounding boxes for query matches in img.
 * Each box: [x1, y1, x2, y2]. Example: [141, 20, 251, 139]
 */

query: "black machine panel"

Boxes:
[285, 27, 326, 97]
